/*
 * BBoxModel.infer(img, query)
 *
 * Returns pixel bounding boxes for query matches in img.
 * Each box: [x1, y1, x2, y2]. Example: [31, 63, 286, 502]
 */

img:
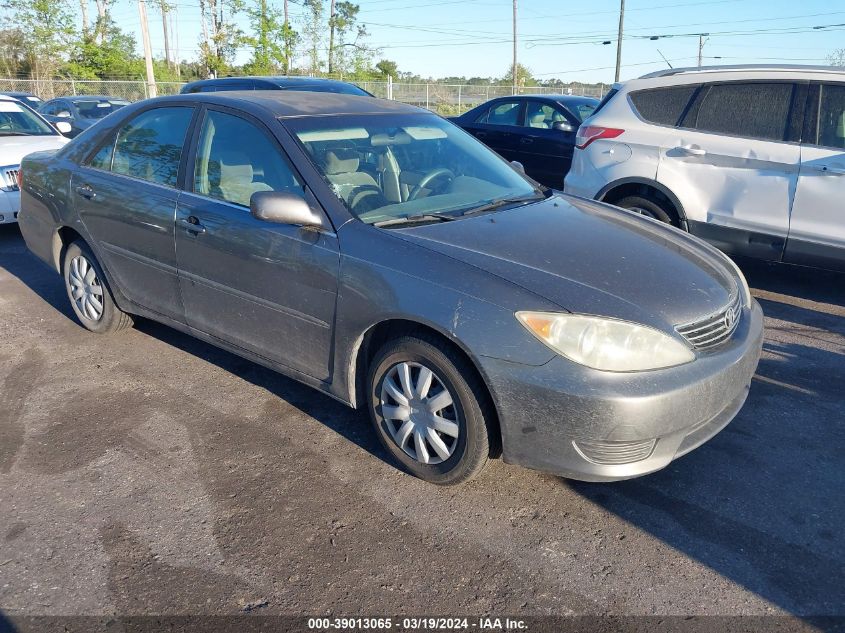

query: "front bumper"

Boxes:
[0, 190, 20, 224]
[481, 299, 764, 481]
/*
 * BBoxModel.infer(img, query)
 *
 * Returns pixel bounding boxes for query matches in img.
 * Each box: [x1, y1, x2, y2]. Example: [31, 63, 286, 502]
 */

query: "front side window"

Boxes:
[193, 110, 302, 207]
[289, 113, 540, 226]
[523, 102, 566, 129]
[687, 82, 793, 141]
[112, 107, 193, 187]
[815, 84, 845, 149]
[0, 100, 58, 136]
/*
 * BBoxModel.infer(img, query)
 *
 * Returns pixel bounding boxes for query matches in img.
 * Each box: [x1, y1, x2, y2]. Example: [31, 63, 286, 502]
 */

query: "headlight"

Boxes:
[516, 312, 695, 372]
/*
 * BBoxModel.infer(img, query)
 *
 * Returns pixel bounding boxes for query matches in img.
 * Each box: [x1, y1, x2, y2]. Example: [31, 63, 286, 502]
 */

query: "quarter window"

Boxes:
[687, 82, 793, 142]
[111, 107, 193, 187]
[193, 110, 302, 208]
[629, 85, 697, 126]
[815, 84, 845, 149]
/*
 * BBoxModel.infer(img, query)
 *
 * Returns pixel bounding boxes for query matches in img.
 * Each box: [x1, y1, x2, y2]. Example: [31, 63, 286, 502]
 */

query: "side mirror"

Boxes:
[250, 190, 328, 230]
[510, 160, 526, 174]
[552, 121, 575, 133]
[54, 121, 72, 135]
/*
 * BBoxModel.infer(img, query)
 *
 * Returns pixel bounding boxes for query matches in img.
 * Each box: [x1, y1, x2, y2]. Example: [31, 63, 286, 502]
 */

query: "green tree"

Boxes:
[198, 0, 243, 77]
[500, 63, 535, 89]
[827, 49, 845, 67]
[242, 0, 296, 75]
[65, 17, 142, 79]
[1, 0, 75, 82]
[300, 0, 324, 74]
[373, 59, 398, 79]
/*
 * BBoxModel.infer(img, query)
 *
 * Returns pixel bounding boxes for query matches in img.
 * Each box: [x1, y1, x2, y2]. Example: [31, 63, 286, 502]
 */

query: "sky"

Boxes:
[112, 0, 845, 83]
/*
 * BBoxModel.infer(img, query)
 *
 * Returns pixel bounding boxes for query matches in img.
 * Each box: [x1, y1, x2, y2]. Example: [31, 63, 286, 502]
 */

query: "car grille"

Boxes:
[676, 293, 742, 351]
[1, 165, 20, 191]
[572, 438, 657, 465]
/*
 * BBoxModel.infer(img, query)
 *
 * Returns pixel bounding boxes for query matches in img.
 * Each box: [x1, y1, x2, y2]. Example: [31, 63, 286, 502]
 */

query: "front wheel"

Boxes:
[367, 334, 492, 485]
[63, 241, 133, 334]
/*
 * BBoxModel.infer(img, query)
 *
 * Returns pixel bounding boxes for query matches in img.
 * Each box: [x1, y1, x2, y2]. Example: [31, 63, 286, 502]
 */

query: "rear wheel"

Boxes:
[367, 334, 492, 485]
[613, 194, 676, 225]
[63, 241, 133, 334]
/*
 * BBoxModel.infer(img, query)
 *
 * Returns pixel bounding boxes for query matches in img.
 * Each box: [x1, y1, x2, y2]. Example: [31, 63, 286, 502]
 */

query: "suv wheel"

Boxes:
[614, 194, 675, 225]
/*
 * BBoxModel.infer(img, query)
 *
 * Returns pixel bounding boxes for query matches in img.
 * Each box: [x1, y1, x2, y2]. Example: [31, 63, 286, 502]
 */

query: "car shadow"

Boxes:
[568, 259, 845, 619]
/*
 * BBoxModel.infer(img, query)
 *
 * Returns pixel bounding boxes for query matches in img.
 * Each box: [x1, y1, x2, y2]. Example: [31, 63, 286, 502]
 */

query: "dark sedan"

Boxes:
[18, 91, 762, 485]
[180, 75, 372, 97]
[451, 95, 599, 188]
[38, 95, 130, 137]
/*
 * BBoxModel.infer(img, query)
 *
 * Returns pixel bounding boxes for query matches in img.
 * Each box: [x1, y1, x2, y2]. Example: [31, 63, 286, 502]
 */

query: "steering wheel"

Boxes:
[408, 168, 455, 201]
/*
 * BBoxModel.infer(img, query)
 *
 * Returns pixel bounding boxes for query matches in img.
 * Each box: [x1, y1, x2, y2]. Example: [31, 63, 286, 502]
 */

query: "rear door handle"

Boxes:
[75, 184, 96, 200]
[675, 145, 706, 156]
[815, 165, 845, 175]
[180, 216, 206, 234]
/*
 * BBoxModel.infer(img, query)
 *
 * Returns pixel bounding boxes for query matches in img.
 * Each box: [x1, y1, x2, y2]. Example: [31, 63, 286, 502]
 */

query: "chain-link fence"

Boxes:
[0, 78, 608, 115]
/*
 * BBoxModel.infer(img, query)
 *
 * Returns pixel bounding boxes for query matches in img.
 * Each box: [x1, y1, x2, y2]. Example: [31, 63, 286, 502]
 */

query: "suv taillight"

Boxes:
[575, 125, 624, 150]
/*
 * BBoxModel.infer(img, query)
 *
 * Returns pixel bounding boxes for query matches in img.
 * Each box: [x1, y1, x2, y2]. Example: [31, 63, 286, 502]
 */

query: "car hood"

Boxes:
[0, 135, 68, 165]
[391, 195, 738, 328]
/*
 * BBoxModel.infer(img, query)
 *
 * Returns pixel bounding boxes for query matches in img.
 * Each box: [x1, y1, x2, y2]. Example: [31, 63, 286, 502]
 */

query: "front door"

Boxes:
[786, 82, 845, 270]
[657, 81, 800, 260]
[73, 105, 195, 322]
[175, 107, 340, 380]
[517, 100, 576, 188]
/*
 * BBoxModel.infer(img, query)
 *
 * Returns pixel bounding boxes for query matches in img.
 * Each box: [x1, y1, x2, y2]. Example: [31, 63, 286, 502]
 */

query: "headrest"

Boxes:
[324, 147, 359, 175]
[836, 111, 845, 139]
[529, 113, 548, 128]
[210, 150, 253, 184]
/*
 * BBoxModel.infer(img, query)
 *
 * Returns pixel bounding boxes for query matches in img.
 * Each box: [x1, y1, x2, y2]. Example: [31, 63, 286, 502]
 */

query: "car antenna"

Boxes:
[656, 49, 673, 69]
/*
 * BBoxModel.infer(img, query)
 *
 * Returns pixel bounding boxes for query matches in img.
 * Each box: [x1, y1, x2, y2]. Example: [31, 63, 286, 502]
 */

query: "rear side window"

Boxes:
[482, 101, 521, 126]
[814, 83, 845, 149]
[629, 86, 697, 126]
[111, 107, 193, 187]
[686, 82, 793, 142]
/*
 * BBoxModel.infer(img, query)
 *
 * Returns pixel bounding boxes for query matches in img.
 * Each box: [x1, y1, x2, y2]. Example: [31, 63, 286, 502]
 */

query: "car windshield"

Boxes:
[288, 113, 540, 226]
[0, 100, 56, 136]
[290, 84, 371, 96]
[73, 99, 128, 119]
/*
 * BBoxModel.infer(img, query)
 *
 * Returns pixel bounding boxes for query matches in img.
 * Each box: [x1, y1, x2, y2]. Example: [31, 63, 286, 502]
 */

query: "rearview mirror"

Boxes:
[552, 121, 575, 133]
[54, 121, 72, 135]
[250, 190, 328, 230]
[56, 111, 72, 119]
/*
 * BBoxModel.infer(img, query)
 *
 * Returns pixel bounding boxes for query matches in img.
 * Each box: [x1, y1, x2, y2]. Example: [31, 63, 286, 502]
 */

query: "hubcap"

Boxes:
[68, 255, 104, 322]
[379, 361, 460, 465]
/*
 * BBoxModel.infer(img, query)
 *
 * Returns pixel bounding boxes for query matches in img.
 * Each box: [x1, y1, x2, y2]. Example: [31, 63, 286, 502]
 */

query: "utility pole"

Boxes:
[138, 0, 158, 97]
[283, 0, 290, 74]
[160, 1, 172, 69]
[328, 0, 336, 75]
[697, 34, 709, 67]
[512, 0, 517, 95]
[614, 0, 625, 82]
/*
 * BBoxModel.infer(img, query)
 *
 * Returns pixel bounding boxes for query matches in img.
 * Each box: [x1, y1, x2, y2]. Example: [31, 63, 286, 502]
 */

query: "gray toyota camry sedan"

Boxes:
[18, 92, 764, 485]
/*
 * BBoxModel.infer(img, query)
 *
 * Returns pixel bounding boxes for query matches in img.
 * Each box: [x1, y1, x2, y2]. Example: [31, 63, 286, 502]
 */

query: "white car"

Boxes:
[0, 95, 70, 224]
[564, 64, 845, 271]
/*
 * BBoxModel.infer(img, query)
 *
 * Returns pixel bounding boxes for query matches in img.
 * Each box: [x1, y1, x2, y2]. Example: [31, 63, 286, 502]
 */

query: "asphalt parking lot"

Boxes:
[0, 222, 842, 624]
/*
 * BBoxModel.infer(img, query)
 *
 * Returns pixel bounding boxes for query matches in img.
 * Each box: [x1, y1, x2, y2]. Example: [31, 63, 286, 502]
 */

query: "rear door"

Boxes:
[785, 82, 845, 270]
[73, 105, 195, 322]
[656, 81, 801, 260]
[464, 99, 524, 162]
[174, 106, 340, 380]
[516, 99, 576, 188]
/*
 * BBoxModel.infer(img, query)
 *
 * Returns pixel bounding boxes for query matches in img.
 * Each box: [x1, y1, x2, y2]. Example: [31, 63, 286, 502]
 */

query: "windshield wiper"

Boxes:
[373, 213, 457, 228]
[457, 194, 545, 217]
[0, 131, 35, 136]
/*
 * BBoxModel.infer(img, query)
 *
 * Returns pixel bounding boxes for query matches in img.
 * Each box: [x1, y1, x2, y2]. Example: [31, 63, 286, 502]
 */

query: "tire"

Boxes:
[613, 194, 676, 225]
[367, 334, 492, 485]
[63, 240, 133, 334]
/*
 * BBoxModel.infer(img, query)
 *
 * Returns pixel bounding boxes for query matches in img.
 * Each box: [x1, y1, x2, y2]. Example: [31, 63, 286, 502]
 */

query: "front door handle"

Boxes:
[675, 145, 707, 156]
[475, 131, 487, 139]
[520, 137, 535, 145]
[180, 216, 206, 234]
[75, 184, 96, 200]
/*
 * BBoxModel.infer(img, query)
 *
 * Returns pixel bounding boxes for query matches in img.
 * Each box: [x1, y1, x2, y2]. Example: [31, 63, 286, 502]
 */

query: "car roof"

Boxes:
[148, 91, 424, 118]
[63, 95, 129, 101]
[185, 75, 358, 87]
[519, 94, 599, 102]
[623, 64, 845, 91]
[0, 92, 36, 98]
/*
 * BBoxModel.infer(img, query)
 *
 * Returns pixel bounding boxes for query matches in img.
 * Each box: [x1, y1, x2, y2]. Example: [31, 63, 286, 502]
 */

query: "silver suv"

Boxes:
[564, 65, 845, 271]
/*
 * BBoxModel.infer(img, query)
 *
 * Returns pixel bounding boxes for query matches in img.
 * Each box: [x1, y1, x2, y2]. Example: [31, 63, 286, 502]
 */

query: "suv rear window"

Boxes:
[684, 82, 793, 142]
[629, 86, 697, 126]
